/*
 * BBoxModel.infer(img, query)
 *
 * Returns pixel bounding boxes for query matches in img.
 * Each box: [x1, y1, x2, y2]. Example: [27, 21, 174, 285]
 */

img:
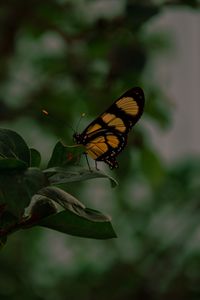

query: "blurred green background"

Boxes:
[0, 0, 200, 299]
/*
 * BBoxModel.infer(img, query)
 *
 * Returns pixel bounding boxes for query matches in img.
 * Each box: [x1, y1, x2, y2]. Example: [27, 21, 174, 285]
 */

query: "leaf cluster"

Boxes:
[0, 128, 117, 248]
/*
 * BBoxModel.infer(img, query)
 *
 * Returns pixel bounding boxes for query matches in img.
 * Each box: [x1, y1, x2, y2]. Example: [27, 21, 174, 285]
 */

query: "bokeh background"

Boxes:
[0, 1, 200, 299]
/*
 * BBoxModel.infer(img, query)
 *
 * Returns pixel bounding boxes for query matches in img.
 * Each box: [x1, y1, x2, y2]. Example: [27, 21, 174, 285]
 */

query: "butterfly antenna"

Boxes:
[75, 112, 85, 133]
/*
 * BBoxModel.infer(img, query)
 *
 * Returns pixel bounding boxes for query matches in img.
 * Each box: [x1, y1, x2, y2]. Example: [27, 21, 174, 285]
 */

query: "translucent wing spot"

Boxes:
[116, 97, 139, 116]
[102, 113, 126, 132]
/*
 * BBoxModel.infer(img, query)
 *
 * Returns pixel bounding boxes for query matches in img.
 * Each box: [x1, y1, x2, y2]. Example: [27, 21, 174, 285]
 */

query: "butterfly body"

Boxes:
[73, 87, 145, 169]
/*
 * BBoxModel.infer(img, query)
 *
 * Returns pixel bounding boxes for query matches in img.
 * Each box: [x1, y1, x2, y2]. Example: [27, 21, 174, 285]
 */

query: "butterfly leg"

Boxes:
[84, 153, 92, 171]
[95, 160, 99, 171]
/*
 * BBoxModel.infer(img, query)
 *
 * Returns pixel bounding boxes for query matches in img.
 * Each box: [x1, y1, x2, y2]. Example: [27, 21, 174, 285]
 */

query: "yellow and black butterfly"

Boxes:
[73, 87, 145, 169]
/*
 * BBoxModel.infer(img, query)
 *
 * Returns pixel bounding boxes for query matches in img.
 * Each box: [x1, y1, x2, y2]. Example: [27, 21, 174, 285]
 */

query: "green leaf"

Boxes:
[47, 141, 84, 168]
[21, 196, 58, 228]
[0, 172, 31, 217]
[44, 166, 118, 188]
[0, 158, 27, 170]
[30, 148, 41, 167]
[38, 210, 117, 240]
[38, 186, 112, 222]
[0, 128, 30, 166]
[0, 168, 46, 218]
[35, 187, 116, 239]
[24, 167, 47, 198]
[37, 186, 85, 213]
[29, 196, 58, 218]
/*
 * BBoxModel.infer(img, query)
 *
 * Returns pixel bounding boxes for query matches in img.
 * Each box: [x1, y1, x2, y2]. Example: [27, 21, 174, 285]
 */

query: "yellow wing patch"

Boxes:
[107, 135, 119, 148]
[116, 97, 139, 116]
[102, 113, 114, 123]
[86, 123, 102, 136]
[86, 136, 108, 159]
[102, 113, 126, 132]
[85, 134, 120, 159]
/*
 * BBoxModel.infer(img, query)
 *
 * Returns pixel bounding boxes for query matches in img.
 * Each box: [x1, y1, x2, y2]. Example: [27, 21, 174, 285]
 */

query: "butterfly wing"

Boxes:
[81, 87, 144, 137]
[75, 87, 145, 169]
[85, 131, 127, 169]
[107, 86, 145, 130]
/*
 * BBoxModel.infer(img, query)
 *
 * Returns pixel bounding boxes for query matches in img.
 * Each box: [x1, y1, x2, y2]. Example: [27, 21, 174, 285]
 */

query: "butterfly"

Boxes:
[73, 87, 145, 169]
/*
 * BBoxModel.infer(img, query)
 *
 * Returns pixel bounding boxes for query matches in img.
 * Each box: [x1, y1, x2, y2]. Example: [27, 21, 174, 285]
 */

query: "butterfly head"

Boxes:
[73, 132, 82, 144]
